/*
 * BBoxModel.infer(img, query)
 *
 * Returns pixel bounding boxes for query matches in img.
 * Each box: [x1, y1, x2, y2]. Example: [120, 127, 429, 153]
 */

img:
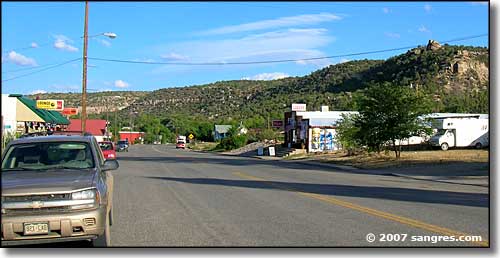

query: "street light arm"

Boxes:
[83, 32, 117, 39]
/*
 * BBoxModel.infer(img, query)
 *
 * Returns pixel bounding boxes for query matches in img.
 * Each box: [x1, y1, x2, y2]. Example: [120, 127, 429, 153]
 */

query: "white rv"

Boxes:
[429, 118, 489, 150]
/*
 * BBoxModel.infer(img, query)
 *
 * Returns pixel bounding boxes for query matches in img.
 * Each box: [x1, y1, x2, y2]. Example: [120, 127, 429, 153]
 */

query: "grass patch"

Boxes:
[298, 149, 489, 169]
[188, 142, 218, 151]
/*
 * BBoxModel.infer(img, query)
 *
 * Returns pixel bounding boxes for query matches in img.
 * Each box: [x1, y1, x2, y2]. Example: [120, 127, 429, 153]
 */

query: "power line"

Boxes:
[2, 36, 88, 54]
[2, 58, 81, 74]
[88, 33, 487, 66]
[2, 58, 82, 82]
[0, 33, 487, 82]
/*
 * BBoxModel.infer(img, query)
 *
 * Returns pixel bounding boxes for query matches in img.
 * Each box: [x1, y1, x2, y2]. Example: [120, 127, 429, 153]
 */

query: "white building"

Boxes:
[1, 94, 18, 134]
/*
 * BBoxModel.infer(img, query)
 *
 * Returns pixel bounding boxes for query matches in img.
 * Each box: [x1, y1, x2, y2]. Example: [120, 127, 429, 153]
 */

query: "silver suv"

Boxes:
[1, 135, 118, 246]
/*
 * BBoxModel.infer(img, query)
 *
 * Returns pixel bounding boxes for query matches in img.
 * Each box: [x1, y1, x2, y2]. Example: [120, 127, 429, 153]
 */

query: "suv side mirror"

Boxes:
[102, 159, 119, 171]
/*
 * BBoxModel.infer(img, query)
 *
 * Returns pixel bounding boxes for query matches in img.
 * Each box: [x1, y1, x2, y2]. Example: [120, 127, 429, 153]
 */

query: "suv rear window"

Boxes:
[2, 142, 95, 171]
[99, 142, 114, 150]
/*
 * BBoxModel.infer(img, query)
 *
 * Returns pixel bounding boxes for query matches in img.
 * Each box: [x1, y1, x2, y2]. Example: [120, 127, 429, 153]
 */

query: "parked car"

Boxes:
[116, 140, 129, 152]
[98, 141, 117, 160]
[1, 135, 119, 246]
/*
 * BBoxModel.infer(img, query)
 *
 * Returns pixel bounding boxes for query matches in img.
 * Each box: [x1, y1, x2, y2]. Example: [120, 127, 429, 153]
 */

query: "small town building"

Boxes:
[67, 119, 110, 142]
[214, 125, 232, 141]
[284, 106, 358, 153]
[2, 94, 70, 135]
[119, 131, 145, 144]
[284, 103, 489, 153]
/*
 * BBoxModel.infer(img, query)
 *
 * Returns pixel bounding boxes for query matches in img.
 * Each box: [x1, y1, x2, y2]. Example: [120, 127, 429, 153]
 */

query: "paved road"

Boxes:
[102, 144, 488, 247]
[26, 144, 488, 247]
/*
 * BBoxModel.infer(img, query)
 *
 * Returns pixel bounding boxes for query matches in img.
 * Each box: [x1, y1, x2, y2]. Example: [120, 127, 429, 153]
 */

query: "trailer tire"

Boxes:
[441, 143, 449, 151]
[475, 142, 483, 149]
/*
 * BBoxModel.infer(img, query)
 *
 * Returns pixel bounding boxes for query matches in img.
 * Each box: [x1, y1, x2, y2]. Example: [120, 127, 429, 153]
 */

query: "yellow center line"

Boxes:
[233, 171, 489, 247]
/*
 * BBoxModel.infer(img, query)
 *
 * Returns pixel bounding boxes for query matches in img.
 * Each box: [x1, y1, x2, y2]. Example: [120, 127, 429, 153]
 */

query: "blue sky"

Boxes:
[1, 1, 489, 95]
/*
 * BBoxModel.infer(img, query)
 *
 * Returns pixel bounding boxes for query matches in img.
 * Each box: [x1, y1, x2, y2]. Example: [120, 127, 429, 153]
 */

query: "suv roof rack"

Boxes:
[50, 131, 93, 136]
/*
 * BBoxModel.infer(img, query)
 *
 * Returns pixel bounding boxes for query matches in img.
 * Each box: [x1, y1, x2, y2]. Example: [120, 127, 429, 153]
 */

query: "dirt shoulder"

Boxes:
[286, 149, 489, 177]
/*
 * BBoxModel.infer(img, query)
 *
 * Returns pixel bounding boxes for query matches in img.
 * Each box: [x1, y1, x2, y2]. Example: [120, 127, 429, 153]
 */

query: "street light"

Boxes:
[81, 1, 117, 135]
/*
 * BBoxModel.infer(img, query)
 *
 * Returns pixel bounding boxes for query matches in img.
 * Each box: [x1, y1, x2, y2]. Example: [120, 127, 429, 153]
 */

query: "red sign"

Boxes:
[272, 120, 283, 128]
[61, 108, 78, 115]
[291, 103, 306, 112]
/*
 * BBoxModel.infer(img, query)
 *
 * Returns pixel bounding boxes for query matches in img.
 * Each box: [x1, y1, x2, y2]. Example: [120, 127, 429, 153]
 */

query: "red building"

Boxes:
[67, 119, 109, 141]
[119, 131, 145, 144]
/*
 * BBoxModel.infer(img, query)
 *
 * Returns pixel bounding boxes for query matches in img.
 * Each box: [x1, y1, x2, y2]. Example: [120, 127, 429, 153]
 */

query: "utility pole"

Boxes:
[80, 1, 89, 135]
[114, 108, 117, 142]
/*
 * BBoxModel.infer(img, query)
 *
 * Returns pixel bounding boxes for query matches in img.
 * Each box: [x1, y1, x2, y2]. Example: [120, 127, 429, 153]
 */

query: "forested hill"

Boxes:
[29, 41, 489, 128]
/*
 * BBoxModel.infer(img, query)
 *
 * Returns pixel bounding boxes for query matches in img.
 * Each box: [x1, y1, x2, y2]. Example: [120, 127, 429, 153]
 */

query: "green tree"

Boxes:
[354, 82, 432, 158]
[335, 114, 361, 155]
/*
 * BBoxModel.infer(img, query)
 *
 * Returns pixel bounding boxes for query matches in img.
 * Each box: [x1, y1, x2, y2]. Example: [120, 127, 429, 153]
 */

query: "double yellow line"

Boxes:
[233, 171, 489, 247]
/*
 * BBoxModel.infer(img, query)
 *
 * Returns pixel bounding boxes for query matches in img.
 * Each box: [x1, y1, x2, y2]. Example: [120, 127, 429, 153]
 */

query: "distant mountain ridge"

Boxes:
[28, 41, 489, 124]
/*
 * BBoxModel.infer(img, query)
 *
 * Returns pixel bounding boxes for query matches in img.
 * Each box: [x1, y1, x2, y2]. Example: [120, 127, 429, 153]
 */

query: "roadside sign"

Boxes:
[268, 147, 276, 156]
[61, 107, 78, 115]
[291, 103, 306, 112]
[272, 120, 283, 128]
[189, 134, 194, 140]
[36, 100, 64, 111]
[257, 147, 263, 156]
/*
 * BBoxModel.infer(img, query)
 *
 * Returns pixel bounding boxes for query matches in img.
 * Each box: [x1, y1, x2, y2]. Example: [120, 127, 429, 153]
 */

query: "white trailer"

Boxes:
[429, 118, 489, 150]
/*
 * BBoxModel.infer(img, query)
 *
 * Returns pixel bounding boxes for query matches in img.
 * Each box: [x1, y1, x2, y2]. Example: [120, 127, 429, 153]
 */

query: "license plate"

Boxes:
[24, 222, 49, 235]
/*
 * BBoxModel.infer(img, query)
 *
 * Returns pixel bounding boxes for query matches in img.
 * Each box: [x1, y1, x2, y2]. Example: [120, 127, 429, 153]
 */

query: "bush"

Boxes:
[215, 134, 248, 151]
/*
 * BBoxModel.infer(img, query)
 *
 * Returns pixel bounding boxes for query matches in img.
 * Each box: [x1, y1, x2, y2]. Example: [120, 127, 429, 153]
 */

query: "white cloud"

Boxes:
[424, 4, 432, 13]
[98, 39, 111, 47]
[242, 72, 289, 81]
[31, 42, 39, 48]
[469, 2, 488, 5]
[156, 28, 332, 63]
[30, 89, 47, 94]
[339, 58, 350, 64]
[200, 13, 341, 35]
[418, 25, 431, 33]
[52, 84, 80, 93]
[4, 51, 38, 66]
[384, 32, 401, 38]
[382, 7, 390, 14]
[160, 52, 189, 61]
[53, 35, 78, 52]
[151, 28, 334, 75]
[133, 58, 155, 63]
[114, 80, 130, 88]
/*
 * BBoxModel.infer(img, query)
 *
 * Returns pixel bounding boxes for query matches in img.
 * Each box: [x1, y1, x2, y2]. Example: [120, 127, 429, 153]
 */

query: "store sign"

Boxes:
[36, 100, 64, 111]
[291, 103, 306, 112]
[61, 107, 78, 115]
[272, 120, 283, 128]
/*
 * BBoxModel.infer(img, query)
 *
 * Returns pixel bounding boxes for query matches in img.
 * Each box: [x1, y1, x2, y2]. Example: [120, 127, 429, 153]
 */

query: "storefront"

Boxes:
[284, 107, 358, 153]
[4, 94, 70, 135]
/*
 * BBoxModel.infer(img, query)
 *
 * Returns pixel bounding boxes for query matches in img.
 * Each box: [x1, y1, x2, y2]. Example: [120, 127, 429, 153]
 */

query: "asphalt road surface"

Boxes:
[25, 144, 490, 247]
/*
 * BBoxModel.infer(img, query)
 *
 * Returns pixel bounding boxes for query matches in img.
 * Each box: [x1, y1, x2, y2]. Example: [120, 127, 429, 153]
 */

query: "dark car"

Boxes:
[116, 140, 129, 152]
[1, 135, 119, 246]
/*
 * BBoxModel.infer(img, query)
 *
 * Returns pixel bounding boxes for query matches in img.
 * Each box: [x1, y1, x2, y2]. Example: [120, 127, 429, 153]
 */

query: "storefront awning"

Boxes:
[10, 94, 70, 125]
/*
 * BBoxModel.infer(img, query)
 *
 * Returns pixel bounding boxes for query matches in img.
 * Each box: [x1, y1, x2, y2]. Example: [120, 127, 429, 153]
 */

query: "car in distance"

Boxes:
[98, 141, 117, 160]
[1, 135, 119, 246]
[116, 140, 129, 152]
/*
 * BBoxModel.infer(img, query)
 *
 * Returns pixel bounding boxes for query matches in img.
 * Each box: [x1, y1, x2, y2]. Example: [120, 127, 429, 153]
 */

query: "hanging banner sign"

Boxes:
[36, 100, 64, 111]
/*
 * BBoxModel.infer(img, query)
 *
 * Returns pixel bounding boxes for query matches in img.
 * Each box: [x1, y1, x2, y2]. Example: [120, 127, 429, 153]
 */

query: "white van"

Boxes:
[429, 118, 489, 150]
